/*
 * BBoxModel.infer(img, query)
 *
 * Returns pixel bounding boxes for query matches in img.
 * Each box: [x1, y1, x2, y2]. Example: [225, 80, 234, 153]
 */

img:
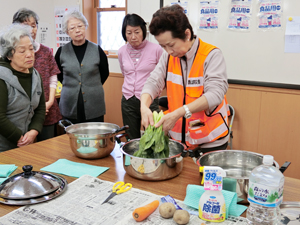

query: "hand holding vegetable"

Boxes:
[140, 95, 155, 128]
[154, 109, 182, 132]
[132, 200, 160, 222]
[134, 111, 169, 159]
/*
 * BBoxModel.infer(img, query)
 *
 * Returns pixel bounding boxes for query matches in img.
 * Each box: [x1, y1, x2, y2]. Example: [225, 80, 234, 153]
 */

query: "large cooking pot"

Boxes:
[197, 150, 282, 204]
[119, 138, 185, 181]
[59, 120, 128, 159]
[0, 165, 67, 205]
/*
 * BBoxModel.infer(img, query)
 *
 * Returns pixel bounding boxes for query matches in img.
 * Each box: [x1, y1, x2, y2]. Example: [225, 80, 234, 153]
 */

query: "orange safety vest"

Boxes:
[166, 38, 229, 147]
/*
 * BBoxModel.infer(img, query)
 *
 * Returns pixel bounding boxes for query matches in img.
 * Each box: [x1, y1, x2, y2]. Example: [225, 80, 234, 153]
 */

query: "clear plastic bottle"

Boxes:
[246, 155, 284, 225]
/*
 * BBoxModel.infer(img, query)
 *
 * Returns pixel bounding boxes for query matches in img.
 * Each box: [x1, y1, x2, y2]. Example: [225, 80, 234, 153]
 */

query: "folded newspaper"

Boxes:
[0, 175, 248, 225]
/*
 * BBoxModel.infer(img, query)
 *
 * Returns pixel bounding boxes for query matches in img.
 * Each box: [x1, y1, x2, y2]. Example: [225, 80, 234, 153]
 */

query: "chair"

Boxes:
[228, 104, 235, 149]
[158, 96, 168, 112]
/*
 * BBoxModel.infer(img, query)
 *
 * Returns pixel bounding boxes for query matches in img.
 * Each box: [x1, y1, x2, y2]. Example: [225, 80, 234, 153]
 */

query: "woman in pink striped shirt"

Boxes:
[118, 14, 163, 140]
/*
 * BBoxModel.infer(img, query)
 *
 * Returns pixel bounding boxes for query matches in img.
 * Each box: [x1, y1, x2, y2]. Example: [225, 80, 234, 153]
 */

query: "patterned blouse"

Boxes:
[34, 43, 62, 125]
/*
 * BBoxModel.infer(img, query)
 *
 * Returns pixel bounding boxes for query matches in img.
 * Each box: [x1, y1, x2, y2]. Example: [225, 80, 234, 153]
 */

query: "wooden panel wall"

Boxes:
[103, 73, 124, 127]
[226, 87, 262, 151]
[226, 84, 300, 179]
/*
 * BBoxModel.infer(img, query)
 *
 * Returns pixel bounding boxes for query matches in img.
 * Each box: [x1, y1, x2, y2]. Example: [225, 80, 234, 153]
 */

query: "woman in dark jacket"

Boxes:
[0, 24, 45, 152]
[55, 10, 109, 124]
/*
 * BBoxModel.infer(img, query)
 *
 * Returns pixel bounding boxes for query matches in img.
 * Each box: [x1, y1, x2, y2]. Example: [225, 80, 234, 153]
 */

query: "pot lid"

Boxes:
[0, 165, 62, 200]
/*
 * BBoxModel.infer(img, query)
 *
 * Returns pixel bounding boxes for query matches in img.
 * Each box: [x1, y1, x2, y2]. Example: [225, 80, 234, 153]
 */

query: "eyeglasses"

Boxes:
[68, 24, 85, 32]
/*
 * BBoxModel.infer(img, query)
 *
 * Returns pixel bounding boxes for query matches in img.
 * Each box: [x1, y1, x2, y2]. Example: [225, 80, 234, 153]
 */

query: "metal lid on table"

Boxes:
[0, 165, 67, 205]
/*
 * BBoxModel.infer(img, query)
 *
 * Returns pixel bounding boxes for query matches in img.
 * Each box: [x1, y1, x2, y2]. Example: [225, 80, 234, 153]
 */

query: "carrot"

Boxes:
[132, 200, 160, 222]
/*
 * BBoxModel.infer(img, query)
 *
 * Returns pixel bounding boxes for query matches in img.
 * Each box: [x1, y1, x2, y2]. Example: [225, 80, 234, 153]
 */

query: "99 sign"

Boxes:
[205, 172, 217, 181]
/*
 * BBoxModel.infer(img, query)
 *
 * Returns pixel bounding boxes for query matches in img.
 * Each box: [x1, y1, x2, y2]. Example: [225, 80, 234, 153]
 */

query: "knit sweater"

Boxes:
[118, 40, 163, 100]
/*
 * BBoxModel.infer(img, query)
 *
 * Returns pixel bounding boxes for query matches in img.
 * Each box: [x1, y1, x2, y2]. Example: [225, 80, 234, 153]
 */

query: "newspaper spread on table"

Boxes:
[0, 175, 248, 225]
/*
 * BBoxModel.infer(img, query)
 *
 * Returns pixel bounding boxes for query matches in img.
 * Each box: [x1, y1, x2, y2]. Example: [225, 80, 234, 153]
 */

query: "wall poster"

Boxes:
[54, 5, 80, 51]
[199, 1, 220, 30]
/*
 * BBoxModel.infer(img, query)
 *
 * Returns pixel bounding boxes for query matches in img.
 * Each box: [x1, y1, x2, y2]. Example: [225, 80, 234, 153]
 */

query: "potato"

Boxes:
[173, 210, 190, 225]
[159, 202, 176, 218]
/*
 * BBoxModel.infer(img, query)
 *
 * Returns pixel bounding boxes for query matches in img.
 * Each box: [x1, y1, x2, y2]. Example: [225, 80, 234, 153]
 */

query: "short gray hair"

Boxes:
[0, 24, 34, 59]
[12, 8, 39, 25]
[62, 10, 88, 33]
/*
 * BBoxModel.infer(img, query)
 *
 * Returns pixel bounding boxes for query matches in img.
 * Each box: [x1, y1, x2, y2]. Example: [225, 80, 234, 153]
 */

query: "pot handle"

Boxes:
[176, 150, 189, 163]
[115, 133, 129, 147]
[112, 125, 129, 135]
[279, 161, 291, 174]
[186, 147, 204, 165]
[58, 119, 74, 129]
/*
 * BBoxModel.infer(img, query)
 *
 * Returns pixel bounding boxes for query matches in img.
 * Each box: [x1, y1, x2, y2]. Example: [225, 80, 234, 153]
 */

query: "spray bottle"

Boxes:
[199, 166, 226, 222]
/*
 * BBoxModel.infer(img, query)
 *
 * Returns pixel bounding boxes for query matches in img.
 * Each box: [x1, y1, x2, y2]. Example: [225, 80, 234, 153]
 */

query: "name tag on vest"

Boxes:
[187, 77, 203, 87]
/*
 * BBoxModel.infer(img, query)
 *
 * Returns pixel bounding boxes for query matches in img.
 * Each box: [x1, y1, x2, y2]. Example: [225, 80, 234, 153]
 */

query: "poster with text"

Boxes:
[257, 0, 283, 30]
[199, 1, 220, 30]
[37, 22, 51, 48]
[171, 1, 189, 15]
[228, 0, 252, 31]
[54, 5, 80, 50]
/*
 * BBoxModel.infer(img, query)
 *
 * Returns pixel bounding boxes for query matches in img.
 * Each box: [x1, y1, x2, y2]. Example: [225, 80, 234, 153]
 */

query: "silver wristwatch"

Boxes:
[183, 105, 192, 119]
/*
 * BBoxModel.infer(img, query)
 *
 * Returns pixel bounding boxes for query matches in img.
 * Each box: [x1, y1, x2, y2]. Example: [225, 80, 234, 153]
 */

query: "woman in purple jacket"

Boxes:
[118, 14, 163, 140]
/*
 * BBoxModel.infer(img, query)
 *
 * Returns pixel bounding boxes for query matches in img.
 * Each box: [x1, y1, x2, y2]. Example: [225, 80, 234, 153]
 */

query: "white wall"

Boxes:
[0, 0, 82, 52]
[163, 0, 300, 86]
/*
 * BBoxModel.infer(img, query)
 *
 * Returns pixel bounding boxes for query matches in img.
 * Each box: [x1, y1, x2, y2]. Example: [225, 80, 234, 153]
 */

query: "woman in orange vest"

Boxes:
[140, 4, 230, 153]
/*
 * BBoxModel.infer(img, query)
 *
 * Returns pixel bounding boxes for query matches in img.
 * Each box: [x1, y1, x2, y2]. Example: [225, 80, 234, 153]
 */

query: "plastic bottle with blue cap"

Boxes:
[199, 166, 226, 222]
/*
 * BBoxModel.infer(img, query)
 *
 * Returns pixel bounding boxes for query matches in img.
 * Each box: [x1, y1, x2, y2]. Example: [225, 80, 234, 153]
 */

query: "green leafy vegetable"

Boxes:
[134, 111, 169, 158]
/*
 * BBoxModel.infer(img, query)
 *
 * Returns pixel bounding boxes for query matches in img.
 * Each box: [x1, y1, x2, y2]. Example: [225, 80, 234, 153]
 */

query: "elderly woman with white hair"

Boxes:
[13, 8, 61, 141]
[0, 24, 45, 152]
[55, 10, 109, 124]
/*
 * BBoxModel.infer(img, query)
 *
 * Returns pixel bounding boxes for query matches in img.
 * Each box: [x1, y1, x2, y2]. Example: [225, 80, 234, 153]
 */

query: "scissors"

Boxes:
[101, 181, 132, 204]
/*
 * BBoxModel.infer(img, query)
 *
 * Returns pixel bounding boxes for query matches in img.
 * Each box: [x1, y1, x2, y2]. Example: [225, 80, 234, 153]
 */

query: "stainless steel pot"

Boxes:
[0, 165, 67, 205]
[197, 150, 280, 204]
[119, 138, 185, 181]
[59, 120, 128, 159]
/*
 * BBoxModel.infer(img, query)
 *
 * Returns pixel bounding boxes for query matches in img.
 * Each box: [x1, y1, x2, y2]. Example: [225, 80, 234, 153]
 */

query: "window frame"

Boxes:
[96, 1, 127, 58]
